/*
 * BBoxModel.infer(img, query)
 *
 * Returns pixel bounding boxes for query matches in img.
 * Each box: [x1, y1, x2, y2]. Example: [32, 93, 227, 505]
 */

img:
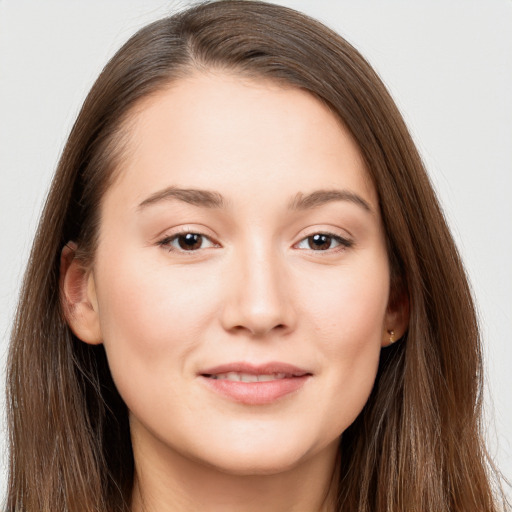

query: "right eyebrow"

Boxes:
[137, 186, 226, 210]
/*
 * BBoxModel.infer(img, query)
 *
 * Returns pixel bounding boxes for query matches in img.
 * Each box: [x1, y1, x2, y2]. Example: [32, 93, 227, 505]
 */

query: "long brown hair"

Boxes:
[6, 1, 508, 510]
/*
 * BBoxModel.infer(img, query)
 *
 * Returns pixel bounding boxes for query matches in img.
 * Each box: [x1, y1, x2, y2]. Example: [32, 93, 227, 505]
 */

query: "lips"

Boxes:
[199, 362, 312, 405]
[207, 372, 293, 382]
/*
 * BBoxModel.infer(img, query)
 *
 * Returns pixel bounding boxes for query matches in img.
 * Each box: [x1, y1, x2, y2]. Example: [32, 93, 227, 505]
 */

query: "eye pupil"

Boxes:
[178, 233, 202, 250]
[308, 234, 331, 250]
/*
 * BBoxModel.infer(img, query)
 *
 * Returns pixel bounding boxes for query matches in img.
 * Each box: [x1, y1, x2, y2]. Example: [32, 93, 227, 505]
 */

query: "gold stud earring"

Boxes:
[388, 329, 395, 344]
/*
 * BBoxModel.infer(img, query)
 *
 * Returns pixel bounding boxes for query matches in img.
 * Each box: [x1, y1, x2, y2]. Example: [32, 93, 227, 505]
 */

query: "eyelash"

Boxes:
[294, 232, 353, 252]
[157, 232, 219, 253]
[157, 230, 353, 254]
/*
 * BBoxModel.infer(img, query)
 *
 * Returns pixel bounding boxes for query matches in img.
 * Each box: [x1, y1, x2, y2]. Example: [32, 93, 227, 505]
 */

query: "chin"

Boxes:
[192, 431, 336, 477]
[203, 450, 310, 477]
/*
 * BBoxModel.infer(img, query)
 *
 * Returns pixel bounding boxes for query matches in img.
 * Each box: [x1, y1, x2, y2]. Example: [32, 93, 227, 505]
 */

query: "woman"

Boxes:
[5, 1, 508, 510]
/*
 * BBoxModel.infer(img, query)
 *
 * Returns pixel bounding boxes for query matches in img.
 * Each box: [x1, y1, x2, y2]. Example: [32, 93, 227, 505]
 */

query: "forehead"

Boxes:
[107, 71, 377, 212]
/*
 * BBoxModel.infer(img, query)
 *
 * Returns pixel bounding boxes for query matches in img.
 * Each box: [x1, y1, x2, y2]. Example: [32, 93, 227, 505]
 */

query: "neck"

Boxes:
[130, 434, 339, 512]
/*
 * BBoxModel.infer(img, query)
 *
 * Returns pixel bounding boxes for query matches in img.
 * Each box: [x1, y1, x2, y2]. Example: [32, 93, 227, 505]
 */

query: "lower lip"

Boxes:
[200, 375, 310, 405]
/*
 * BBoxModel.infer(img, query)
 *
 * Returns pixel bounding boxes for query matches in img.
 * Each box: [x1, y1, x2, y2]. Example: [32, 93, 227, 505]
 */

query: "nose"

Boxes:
[220, 245, 296, 338]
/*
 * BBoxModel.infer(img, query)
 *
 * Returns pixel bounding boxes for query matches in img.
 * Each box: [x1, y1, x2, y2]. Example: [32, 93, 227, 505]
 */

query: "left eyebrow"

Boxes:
[138, 186, 226, 210]
[288, 189, 373, 213]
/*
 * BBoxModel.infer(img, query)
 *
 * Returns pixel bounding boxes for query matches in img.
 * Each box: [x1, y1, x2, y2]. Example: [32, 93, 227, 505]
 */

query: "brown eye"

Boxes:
[177, 233, 203, 250]
[159, 232, 218, 252]
[307, 234, 333, 250]
[295, 232, 353, 252]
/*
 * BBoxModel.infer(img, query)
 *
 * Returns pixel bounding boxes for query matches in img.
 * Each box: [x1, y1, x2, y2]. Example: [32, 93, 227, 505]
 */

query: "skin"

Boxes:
[62, 72, 407, 512]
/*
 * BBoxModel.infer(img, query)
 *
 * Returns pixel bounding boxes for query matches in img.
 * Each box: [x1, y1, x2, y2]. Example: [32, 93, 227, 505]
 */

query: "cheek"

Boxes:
[92, 250, 221, 399]
[296, 258, 389, 431]
[96, 247, 221, 328]
[298, 256, 390, 347]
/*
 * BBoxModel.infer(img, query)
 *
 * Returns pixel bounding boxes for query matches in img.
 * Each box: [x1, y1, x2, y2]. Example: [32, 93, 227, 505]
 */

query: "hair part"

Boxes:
[6, 1, 508, 511]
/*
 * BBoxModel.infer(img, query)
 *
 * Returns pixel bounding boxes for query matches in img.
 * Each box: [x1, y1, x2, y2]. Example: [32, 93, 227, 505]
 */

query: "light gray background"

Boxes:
[1, 0, 511, 501]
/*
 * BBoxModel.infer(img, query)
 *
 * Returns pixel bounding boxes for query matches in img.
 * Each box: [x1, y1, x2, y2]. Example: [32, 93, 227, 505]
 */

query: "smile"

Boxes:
[199, 363, 312, 405]
[206, 372, 296, 382]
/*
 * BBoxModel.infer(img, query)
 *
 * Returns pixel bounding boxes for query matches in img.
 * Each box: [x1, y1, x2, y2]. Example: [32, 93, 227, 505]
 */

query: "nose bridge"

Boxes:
[222, 237, 294, 336]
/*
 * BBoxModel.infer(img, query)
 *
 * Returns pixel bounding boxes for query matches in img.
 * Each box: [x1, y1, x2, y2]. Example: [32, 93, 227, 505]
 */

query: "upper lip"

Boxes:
[200, 362, 311, 377]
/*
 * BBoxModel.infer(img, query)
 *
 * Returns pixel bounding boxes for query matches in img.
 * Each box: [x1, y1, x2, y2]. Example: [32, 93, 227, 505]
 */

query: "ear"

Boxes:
[382, 288, 409, 347]
[60, 242, 102, 345]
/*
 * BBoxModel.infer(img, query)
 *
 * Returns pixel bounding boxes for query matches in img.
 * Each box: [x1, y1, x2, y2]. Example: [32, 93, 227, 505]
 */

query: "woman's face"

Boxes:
[72, 72, 400, 476]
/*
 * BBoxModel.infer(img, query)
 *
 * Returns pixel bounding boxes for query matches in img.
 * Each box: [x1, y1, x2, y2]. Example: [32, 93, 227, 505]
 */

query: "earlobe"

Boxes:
[382, 290, 409, 347]
[60, 243, 103, 345]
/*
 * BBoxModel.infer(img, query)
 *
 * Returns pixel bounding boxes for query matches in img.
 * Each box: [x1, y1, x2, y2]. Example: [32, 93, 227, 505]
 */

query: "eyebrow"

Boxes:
[288, 189, 372, 213]
[138, 186, 225, 210]
[137, 186, 372, 213]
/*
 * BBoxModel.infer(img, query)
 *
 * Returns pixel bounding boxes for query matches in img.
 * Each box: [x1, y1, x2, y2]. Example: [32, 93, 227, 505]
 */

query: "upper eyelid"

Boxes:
[293, 226, 354, 243]
[294, 232, 353, 249]
[156, 224, 219, 241]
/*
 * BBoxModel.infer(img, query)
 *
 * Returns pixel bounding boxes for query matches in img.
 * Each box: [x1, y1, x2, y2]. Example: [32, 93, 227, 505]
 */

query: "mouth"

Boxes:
[204, 372, 301, 382]
[199, 362, 312, 405]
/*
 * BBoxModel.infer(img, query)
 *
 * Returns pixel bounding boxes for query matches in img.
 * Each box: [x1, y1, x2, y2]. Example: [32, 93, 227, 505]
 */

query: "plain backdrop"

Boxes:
[0, 0, 511, 501]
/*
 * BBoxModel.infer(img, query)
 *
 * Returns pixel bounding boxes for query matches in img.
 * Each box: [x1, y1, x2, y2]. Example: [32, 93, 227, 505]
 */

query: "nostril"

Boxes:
[229, 322, 288, 337]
